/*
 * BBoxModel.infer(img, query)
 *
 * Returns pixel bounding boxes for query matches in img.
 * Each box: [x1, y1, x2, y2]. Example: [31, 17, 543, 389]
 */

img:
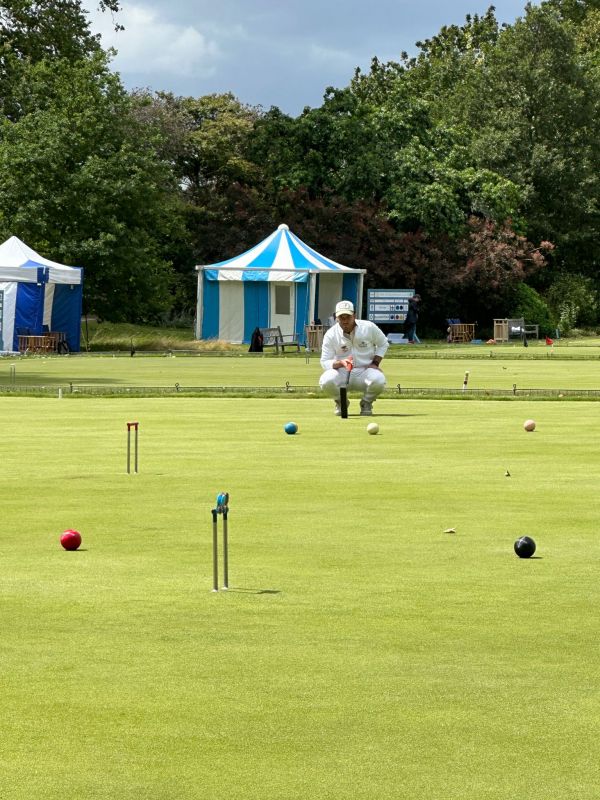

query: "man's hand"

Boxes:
[334, 356, 353, 371]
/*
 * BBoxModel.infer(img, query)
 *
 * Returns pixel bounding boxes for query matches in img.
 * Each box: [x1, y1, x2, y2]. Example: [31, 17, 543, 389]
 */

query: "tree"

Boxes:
[172, 92, 260, 199]
[0, 0, 118, 63]
[401, 6, 502, 115]
[356, 218, 552, 336]
[454, 217, 553, 323]
[0, 0, 122, 119]
[546, 0, 600, 25]
[0, 0, 188, 321]
[546, 272, 600, 331]
[251, 72, 522, 237]
[0, 53, 181, 321]
[459, 5, 600, 274]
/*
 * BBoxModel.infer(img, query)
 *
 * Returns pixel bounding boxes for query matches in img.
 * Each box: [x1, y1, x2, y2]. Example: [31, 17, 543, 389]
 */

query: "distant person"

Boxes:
[319, 300, 389, 416]
[248, 327, 263, 352]
[403, 294, 421, 343]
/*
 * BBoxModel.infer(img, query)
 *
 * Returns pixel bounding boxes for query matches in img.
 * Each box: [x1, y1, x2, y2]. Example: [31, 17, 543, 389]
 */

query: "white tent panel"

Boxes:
[0, 282, 17, 352]
[317, 273, 344, 323]
[0, 267, 38, 282]
[43, 283, 55, 328]
[219, 281, 245, 343]
[0, 236, 82, 284]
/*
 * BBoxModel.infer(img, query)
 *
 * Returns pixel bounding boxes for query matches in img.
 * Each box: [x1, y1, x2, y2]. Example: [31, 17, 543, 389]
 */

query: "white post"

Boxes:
[195, 267, 204, 340]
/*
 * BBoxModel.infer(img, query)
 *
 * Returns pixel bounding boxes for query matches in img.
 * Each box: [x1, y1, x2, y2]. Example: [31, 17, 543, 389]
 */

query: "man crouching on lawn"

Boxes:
[319, 300, 389, 416]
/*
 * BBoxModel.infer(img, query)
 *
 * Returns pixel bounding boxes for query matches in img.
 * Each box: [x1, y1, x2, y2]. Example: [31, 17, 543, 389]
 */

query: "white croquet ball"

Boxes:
[367, 422, 379, 435]
[523, 419, 536, 432]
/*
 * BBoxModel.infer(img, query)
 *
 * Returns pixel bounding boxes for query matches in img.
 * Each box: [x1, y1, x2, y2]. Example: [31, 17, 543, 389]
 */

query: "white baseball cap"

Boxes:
[335, 300, 354, 317]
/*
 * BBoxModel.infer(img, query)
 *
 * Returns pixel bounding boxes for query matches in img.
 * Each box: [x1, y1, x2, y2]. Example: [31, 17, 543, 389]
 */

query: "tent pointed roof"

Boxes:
[196, 224, 364, 274]
[0, 236, 82, 284]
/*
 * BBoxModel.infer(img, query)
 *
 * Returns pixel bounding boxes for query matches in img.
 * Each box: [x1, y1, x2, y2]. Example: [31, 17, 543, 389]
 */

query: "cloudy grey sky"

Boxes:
[84, 0, 534, 115]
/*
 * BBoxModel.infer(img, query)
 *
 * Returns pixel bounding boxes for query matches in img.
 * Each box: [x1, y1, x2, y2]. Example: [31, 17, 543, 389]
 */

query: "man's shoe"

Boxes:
[360, 399, 373, 416]
[335, 400, 349, 415]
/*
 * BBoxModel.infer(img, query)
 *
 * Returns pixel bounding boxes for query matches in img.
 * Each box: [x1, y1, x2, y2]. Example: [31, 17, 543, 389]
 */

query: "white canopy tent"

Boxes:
[0, 236, 83, 352]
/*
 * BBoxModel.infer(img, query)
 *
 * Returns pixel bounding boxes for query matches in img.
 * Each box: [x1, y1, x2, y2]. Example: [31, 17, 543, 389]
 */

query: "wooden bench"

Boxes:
[259, 326, 301, 354]
[523, 323, 539, 340]
[18, 333, 67, 353]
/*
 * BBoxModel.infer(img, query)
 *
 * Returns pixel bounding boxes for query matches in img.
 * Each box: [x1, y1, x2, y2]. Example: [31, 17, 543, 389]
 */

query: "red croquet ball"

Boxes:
[60, 529, 82, 551]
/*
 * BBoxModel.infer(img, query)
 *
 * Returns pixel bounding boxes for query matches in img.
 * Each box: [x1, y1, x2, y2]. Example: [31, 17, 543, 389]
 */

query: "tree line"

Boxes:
[1, 0, 599, 337]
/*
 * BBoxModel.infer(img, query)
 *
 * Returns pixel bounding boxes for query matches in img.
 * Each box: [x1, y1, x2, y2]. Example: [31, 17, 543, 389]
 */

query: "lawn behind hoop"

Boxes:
[1, 393, 599, 799]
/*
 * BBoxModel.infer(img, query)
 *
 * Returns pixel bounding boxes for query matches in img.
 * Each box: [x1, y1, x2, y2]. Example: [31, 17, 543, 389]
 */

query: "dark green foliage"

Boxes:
[511, 283, 557, 336]
[546, 273, 600, 332]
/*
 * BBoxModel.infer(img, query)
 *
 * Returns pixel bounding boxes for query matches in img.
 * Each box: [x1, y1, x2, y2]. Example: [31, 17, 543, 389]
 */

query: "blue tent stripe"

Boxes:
[241, 270, 271, 281]
[245, 231, 282, 267]
[285, 235, 321, 269]
[202, 276, 219, 338]
[13, 283, 44, 349]
[342, 273, 359, 312]
[51, 284, 83, 351]
[243, 282, 269, 343]
[294, 282, 308, 344]
[287, 231, 344, 270]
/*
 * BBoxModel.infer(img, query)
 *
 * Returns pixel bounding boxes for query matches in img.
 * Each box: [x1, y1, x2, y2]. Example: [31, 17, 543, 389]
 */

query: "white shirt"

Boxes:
[320, 319, 389, 370]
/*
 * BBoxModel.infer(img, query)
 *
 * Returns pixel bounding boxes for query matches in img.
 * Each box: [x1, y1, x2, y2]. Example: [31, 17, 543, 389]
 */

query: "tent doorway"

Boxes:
[270, 283, 295, 336]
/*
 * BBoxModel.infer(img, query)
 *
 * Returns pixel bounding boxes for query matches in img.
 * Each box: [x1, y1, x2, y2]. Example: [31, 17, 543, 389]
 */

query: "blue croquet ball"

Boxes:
[216, 492, 229, 511]
[514, 536, 536, 558]
[284, 422, 298, 435]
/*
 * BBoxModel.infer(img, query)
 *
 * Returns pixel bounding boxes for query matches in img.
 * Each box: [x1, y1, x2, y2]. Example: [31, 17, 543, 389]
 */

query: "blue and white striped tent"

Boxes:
[195, 224, 365, 344]
[0, 236, 83, 353]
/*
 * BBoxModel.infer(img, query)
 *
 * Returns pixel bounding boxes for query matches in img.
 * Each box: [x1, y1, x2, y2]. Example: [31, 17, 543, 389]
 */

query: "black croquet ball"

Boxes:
[514, 536, 536, 558]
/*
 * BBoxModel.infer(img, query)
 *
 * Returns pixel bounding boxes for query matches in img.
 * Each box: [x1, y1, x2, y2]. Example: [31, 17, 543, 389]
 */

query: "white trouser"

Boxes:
[319, 367, 386, 402]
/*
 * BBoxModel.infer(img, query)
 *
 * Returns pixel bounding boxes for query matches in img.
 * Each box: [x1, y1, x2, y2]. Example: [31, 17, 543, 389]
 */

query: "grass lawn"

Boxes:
[1, 386, 599, 799]
[4, 348, 600, 392]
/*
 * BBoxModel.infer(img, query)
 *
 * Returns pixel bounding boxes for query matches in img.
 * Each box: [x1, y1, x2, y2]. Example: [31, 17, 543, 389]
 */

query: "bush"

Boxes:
[512, 283, 556, 337]
[546, 274, 600, 335]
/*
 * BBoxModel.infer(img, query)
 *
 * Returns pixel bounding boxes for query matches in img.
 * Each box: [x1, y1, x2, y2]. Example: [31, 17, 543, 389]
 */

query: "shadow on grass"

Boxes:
[348, 413, 428, 418]
[225, 588, 281, 595]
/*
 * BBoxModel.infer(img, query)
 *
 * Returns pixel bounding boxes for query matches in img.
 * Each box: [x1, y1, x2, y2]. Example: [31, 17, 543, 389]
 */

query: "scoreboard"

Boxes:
[367, 289, 415, 324]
